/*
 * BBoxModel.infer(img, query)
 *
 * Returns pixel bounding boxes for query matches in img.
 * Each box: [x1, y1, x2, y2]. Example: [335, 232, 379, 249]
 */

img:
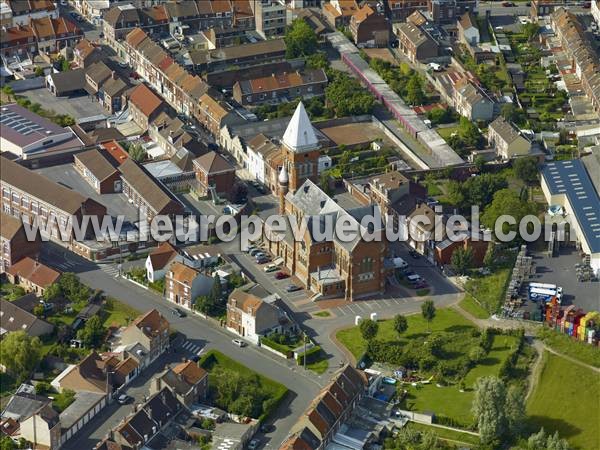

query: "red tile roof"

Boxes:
[129, 83, 163, 118]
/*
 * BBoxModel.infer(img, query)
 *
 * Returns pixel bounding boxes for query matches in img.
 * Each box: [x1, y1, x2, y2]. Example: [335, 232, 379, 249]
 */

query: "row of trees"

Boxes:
[359, 301, 436, 342]
[368, 58, 428, 106]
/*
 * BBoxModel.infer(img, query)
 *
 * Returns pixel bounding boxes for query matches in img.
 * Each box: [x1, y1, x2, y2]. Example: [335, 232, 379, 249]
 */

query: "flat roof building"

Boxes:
[541, 159, 600, 273]
[0, 103, 84, 160]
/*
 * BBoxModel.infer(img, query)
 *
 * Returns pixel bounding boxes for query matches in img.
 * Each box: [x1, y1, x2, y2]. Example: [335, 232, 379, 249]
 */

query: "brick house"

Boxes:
[232, 69, 328, 106]
[73, 149, 122, 194]
[164, 262, 214, 310]
[5, 257, 61, 296]
[394, 21, 438, 63]
[119, 158, 185, 222]
[151, 360, 208, 408]
[0, 211, 41, 274]
[128, 83, 164, 131]
[349, 5, 390, 48]
[388, 0, 429, 22]
[120, 309, 170, 369]
[226, 288, 295, 345]
[435, 232, 489, 267]
[192, 151, 236, 199]
[322, 0, 359, 29]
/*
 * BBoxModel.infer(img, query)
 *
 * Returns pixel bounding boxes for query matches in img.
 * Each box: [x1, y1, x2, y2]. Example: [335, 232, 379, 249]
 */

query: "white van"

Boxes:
[407, 274, 422, 283]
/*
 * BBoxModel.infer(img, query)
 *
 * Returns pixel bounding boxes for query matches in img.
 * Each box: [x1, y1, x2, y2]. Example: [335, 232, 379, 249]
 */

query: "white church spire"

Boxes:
[282, 102, 319, 153]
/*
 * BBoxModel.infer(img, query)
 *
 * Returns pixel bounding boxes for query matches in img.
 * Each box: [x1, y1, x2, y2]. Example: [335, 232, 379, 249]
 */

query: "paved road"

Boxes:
[41, 245, 321, 450]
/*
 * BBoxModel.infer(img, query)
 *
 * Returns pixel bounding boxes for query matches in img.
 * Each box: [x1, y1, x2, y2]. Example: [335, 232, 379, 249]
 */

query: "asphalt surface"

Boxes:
[41, 244, 321, 450]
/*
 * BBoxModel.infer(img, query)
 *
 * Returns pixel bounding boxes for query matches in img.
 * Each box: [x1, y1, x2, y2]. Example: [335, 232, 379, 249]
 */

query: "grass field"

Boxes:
[336, 308, 475, 359]
[527, 353, 599, 450]
[459, 294, 490, 319]
[407, 422, 480, 446]
[537, 327, 600, 368]
[401, 333, 519, 428]
[464, 268, 511, 315]
[199, 350, 288, 420]
[101, 298, 140, 328]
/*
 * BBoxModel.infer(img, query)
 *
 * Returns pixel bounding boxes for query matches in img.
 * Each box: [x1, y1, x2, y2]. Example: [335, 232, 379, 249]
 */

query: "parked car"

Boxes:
[189, 355, 200, 362]
[249, 248, 263, 257]
[264, 263, 278, 273]
[286, 284, 301, 292]
[116, 394, 133, 405]
[413, 281, 428, 289]
[256, 255, 271, 264]
[247, 439, 260, 450]
[408, 249, 420, 259]
[275, 271, 289, 280]
[172, 308, 186, 318]
[232, 338, 246, 347]
[502, 1, 515, 6]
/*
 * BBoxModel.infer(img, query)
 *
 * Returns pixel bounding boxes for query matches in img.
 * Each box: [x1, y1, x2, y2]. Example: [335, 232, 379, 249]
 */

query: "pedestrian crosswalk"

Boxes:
[182, 340, 204, 355]
[329, 297, 413, 316]
[100, 265, 121, 277]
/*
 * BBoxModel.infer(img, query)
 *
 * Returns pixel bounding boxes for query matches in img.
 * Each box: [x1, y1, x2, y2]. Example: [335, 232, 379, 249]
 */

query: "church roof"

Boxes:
[282, 102, 319, 153]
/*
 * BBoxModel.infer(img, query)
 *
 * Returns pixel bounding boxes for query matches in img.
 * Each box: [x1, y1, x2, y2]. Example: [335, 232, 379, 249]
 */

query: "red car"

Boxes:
[275, 271, 289, 280]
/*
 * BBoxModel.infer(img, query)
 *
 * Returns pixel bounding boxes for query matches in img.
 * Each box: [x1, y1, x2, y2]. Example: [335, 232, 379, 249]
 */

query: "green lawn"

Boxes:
[527, 353, 599, 450]
[307, 359, 329, 375]
[537, 328, 600, 368]
[336, 308, 475, 359]
[337, 309, 522, 428]
[400, 333, 519, 428]
[101, 297, 140, 329]
[199, 350, 288, 420]
[437, 126, 460, 141]
[459, 294, 490, 319]
[313, 311, 331, 318]
[464, 268, 512, 315]
[407, 422, 480, 446]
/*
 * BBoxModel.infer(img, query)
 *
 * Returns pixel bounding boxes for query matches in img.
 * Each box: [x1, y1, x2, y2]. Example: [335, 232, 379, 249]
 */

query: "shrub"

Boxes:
[296, 345, 322, 366]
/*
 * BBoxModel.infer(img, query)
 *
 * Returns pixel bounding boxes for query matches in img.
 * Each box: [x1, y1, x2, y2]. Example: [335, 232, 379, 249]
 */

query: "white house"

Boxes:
[145, 242, 180, 283]
[246, 133, 279, 184]
[458, 12, 480, 46]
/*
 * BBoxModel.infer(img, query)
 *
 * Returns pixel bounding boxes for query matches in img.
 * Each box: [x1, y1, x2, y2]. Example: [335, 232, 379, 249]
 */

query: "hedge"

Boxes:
[296, 345, 322, 365]
[260, 336, 293, 358]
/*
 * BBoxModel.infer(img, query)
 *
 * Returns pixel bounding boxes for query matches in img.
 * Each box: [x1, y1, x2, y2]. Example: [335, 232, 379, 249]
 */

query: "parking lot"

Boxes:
[529, 246, 599, 313]
[36, 164, 140, 222]
[20, 88, 106, 119]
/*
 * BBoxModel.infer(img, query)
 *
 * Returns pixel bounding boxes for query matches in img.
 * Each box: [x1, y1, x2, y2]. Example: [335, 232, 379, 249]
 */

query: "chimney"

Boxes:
[111, 70, 117, 80]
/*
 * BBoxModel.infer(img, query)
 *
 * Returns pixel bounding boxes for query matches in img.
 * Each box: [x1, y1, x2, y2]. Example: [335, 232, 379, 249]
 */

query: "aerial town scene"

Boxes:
[0, 0, 599, 449]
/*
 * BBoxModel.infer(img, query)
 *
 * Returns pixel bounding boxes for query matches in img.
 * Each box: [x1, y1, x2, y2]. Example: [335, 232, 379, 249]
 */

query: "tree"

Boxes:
[33, 304, 45, 317]
[421, 300, 436, 332]
[513, 157, 538, 185]
[195, 295, 217, 316]
[56, 273, 91, 304]
[472, 376, 508, 444]
[481, 189, 538, 238]
[2, 85, 14, 101]
[427, 107, 454, 125]
[127, 143, 146, 162]
[0, 331, 42, 382]
[468, 345, 486, 364]
[61, 58, 70, 72]
[451, 246, 473, 275]
[284, 19, 318, 59]
[306, 52, 328, 69]
[505, 385, 526, 438]
[0, 436, 15, 450]
[406, 73, 425, 106]
[35, 381, 52, 395]
[77, 316, 106, 348]
[359, 319, 379, 341]
[210, 274, 222, 303]
[522, 22, 540, 41]
[393, 314, 408, 337]
[229, 181, 248, 203]
[527, 428, 570, 450]
[325, 72, 374, 116]
[34, 66, 44, 77]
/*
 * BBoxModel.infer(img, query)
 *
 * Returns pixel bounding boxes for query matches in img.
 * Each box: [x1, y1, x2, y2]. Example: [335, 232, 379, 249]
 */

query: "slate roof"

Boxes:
[1, 156, 103, 215]
[489, 116, 527, 145]
[192, 151, 235, 174]
[75, 149, 119, 182]
[0, 298, 53, 335]
[119, 158, 184, 215]
[0, 211, 23, 240]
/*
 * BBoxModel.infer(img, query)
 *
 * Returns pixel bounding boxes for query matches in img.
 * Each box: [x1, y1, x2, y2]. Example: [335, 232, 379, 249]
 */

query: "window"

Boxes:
[11, 192, 19, 204]
[31, 201, 38, 214]
[2, 188, 9, 200]
[21, 196, 29, 209]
